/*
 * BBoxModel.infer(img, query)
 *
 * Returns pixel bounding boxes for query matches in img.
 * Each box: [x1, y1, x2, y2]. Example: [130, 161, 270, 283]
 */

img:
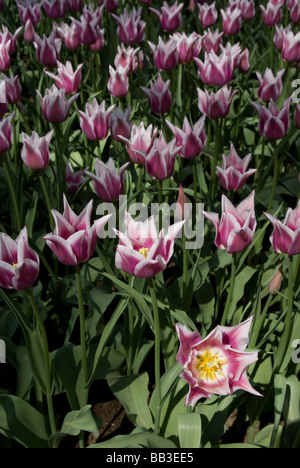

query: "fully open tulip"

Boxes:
[37, 85, 79, 124]
[216, 143, 257, 191]
[145, 132, 181, 180]
[203, 191, 257, 253]
[78, 98, 115, 141]
[114, 211, 185, 278]
[263, 202, 300, 256]
[253, 98, 291, 140]
[197, 85, 238, 120]
[175, 316, 261, 406]
[149, 1, 184, 32]
[256, 68, 285, 102]
[118, 121, 158, 165]
[0, 226, 40, 291]
[140, 73, 172, 115]
[21, 130, 53, 171]
[46, 61, 83, 95]
[44, 195, 111, 265]
[0, 112, 14, 154]
[166, 116, 206, 159]
[85, 157, 130, 203]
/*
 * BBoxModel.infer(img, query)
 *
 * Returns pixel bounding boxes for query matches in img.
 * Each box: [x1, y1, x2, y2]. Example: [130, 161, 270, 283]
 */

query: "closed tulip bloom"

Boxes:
[44, 195, 111, 265]
[36, 85, 79, 124]
[148, 37, 179, 71]
[114, 44, 140, 74]
[24, 19, 35, 43]
[85, 157, 130, 203]
[114, 211, 185, 278]
[65, 162, 87, 194]
[0, 42, 11, 71]
[112, 7, 146, 45]
[43, 0, 67, 19]
[172, 32, 202, 64]
[140, 73, 172, 115]
[253, 98, 291, 140]
[221, 7, 242, 36]
[0, 112, 14, 154]
[0, 226, 40, 291]
[57, 23, 80, 50]
[197, 85, 238, 120]
[17, 0, 41, 25]
[260, 3, 283, 26]
[109, 107, 132, 142]
[240, 0, 255, 20]
[194, 50, 234, 87]
[216, 143, 257, 191]
[268, 266, 283, 295]
[145, 132, 181, 181]
[33, 32, 61, 68]
[175, 316, 261, 406]
[198, 2, 218, 27]
[0, 26, 22, 55]
[21, 130, 53, 171]
[118, 121, 158, 165]
[256, 68, 285, 102]
[202, 29, 223, 54]
[166, 115, 206, 159]
[263, 202, 300, 256]
[107, 65, 129, 99]
[274, 24, 291, 51]
[71, 14, 101, 46]
[290, 4, 300, 23]
[78, 98, 115, 141]
[68, 0, 83, 13]
[203, 191, 257, 253]
[282, 30, 300, 62]
[46, 61, 83, 95]
[176, 185, 191, 221]
[149, 1, 184, 32]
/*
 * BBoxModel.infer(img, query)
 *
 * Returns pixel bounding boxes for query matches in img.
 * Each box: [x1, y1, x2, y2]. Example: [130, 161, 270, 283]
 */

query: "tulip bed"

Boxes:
[0, 0, 299, 450]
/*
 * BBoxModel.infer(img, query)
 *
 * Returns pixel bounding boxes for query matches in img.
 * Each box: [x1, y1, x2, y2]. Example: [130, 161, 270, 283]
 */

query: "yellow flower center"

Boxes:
[196, 350, 227, 382]
[139, 247, 150, 259]
[12, 262, 18, 268]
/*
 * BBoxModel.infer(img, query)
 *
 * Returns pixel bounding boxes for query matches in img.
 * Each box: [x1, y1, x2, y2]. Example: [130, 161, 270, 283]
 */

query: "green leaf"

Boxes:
[108, 373, 154, 431]
[178, 413, 202, 448]
[0, 395, 49, 448]
[88, 431, 177, 449]
[60, 405, 102, 437]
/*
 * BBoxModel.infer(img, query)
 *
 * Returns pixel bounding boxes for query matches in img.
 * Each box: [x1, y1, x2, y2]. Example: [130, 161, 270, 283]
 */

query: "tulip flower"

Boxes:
[148, 37, 179, 71]
[43, 0, 67, 19]
[0, 112, 14, 154]
[221, 7, 242, 36]
[21, 130, 53, 171]
[0, 42, 11, 71]
[140, 73, 172, 115]
[24, 19, 35, 43]
[172, 32, 202, 64]
[109, 107, 132, 142]
[99, 0, 119, 12]
[107, 65, 129, 99]
[290, 4, 300, 23]
[0, 226, 40, 291]
[0, 80, 7, 118]
[0, 25, 22, 55]
[78, 98, 115, 141]
[71, 12, 102, 46]
[118, 121, 158, 165]
[44, 195, 111, 266]
[198, 2, 218, 27]
[45, 61, 83, 95]
[175, 316, 261, 406]
[260, 3, 283, 26]
[112, 7, 146, 45]
[268, 266, 283, 295]
[203, 191, 257, 253]
[145, 132, 181, 181]
[176, 185, 191, 221]
[57, 23, 80, 50]
[281, 30, 300, 62]
[252, 98, 291, 140]
[36, 85, 79, 124]
[65, 162, 87, 194]
[166, 116, 207, 160]
[194, 50, 234, 87]
[17, 0, 41, 25]
[114, 211, 185, 278]
[256, 68, 285, 102]
[85, 157, 130, 203]
[149, 1, 184, 32]
[114, 44, 140, 74]
[197, 85, 238, 120]
[33, 32, 61, 68]
[263, 202, 300, 256]
[273, 24, 291, 51]
[240, 0, 255, 20]
[68, 0, 83, 13]
[202, 28, 223, 54]
[216, 143, 257, 192]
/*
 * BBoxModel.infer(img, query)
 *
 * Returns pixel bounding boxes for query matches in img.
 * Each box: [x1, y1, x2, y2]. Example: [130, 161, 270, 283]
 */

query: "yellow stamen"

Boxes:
[12, 262, 18, 268]
[196, 350, 227, 382]
[139, 247, 150, 259]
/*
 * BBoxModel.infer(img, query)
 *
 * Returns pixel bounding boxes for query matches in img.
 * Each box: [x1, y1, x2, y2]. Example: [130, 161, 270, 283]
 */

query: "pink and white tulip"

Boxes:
[197, 85, 238, 120]
[21, 130, 53, 171]
[253, 98, 291, 140]
[36, 85, 79, 124]
[166, 116, 207, 160]
[107, 65, 129, 99]
[194, 49, 234, 87]
[203, 191, 257, 253]
[145, 132, 180, 180]
[149, 1, 184, 32]
[260, 2, 283, 26]
[216, 143, 257, 192]
[33, 32, 61, 68]
[281, 30, 300, 62]
[118, 121, 158, 165]
[0, 112, 14, 154]
[263, 202, 300, 256]
[78, 98, 115, 141]
[256, 68, 285, 103]
[140, 73, 172, 115]
[175, 316, 261, 406]
[109, 106, 132, 142]
[148, 37, 179, 71]
[112, 7, 146, 45]
[221, 7, 242, 36]
[46, 61, 83, 95]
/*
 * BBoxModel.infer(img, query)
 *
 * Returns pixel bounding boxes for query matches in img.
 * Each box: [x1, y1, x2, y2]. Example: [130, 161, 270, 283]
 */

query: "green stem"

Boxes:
[2, 153, 21, 231]
[250, 293, 273, 349]
[158, 179, 163, 231]
[209, 118, 221, 201]
[275, 256, 294, 372]
[54, 123, 65, 212]
[148, 278, 161, 435]
[26, 289, 56, 435]
[267, 143, 279, 212]
[39, 173, 54, 231]
[192, 159, 198, 229]
[256, 139, 266, 191]
[221, 253, 238, 326]
[182, 228, 188, 299]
